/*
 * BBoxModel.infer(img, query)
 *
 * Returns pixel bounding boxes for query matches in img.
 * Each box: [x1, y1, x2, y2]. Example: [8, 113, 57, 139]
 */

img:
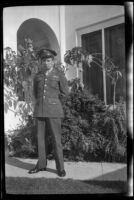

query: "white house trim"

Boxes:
[59, 6, 66, 64]
[102, 28, 107, 105]
[76, 15, 124, 46]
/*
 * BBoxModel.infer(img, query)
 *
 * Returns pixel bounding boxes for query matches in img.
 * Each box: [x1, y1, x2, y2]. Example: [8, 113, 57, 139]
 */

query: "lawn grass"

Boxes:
[5, 177, 127, 194]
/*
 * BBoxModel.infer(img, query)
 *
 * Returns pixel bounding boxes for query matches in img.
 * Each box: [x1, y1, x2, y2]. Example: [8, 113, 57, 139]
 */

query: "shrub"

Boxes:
[61, 80, 127, 162]
[7, 79, 127, 163]
[8, 116, 38, 158]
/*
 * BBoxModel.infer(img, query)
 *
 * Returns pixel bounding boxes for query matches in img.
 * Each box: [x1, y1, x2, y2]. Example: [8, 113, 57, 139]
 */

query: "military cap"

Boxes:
[36, 48, 57, 60]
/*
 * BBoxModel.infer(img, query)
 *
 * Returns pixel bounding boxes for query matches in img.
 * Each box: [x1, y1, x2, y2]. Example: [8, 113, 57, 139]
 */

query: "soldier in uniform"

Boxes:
[28, 48, 69, 177]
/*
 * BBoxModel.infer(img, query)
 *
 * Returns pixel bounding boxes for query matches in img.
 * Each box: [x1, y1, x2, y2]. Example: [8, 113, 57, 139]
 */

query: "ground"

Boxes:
[4, 150, 127, 195]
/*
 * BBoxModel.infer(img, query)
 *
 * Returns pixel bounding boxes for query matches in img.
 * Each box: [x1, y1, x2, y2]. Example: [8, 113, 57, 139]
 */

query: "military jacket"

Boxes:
[33, 66, 69, 118]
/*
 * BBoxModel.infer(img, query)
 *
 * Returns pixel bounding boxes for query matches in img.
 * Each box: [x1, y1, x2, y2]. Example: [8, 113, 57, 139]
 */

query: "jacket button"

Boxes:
[44, 84, 47, 87]
[44, 90, 46, 93]
[45, 78, 47, 81]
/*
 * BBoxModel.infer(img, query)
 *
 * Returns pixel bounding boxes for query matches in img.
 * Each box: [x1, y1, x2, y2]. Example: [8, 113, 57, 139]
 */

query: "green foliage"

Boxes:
[4, 41, 68, 121]
[4, 41, 38, 99]
[7, 116, 38, 157]
[4, 39, 39, 124]
[8, 79, 127, 162]
[4, 44, 126, 162]
[64, 47, 88, 66]
[61, 79, 126, 162]
[64, 46, 123, 106]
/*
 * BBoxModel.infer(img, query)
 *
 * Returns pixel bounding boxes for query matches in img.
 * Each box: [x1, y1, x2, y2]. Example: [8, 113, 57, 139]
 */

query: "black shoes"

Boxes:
[28, 167, 46, 174]
[28, 167, 66, 177]
[57, 170, 66, 177]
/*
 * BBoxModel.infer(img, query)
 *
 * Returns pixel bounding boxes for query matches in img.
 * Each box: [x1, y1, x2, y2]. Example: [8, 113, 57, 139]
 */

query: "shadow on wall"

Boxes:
[17, 18, 60, 61]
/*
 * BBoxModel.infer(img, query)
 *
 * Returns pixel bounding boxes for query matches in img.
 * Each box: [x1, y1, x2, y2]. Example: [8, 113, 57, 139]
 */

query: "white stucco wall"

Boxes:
[65, 5, 124, 50]
[3, 5, 125, 80]
[64, 5, 125, 80]
[3, 6, 60, 51]
[3, 5, 126, 133]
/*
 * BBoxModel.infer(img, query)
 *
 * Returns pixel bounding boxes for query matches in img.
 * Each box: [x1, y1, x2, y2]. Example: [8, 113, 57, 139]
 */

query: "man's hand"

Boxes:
[80, 82, 84, 89]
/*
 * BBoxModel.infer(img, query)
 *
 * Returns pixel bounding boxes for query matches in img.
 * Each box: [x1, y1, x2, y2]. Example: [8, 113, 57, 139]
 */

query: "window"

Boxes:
[76, 15, 125, 104]
[105, 23, 126, 104]
[82, 30, 103, 100]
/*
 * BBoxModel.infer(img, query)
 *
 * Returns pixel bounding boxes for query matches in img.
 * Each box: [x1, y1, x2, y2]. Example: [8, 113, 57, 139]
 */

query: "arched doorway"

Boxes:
[17, 18, 60, 61]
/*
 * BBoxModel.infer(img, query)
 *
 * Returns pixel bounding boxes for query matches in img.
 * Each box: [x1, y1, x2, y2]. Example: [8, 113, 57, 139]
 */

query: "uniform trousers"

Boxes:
[36, 117, 64, 172]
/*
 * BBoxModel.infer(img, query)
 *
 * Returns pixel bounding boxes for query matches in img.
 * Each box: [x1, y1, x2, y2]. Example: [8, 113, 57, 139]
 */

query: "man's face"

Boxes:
[42, 57, 54, 70]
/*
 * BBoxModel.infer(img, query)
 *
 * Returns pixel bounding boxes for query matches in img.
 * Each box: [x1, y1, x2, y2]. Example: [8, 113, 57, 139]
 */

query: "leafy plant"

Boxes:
[7, 116, 37, 157]
[7, 79, 127, 162]
[5, 44, 126, 163]
[60, 79, 127, 162]
[4, 40, 38, 122]
[4, 39, 67, 121]
[64, 47, 123, 107]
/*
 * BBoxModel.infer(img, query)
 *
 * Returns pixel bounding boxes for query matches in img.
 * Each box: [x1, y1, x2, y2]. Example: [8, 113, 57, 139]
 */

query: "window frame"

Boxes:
[76, 15, 125, 105]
